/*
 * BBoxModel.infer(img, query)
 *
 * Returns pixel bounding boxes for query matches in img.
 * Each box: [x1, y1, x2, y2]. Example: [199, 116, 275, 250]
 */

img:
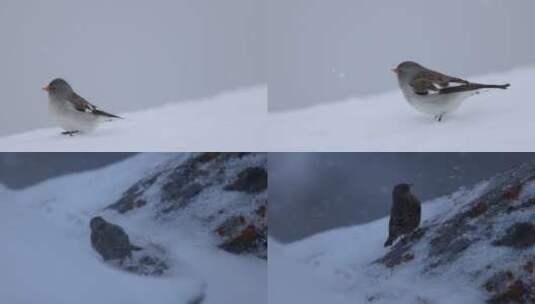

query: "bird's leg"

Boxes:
[61, 130, 80, 136]
[434, 114, 444, 122]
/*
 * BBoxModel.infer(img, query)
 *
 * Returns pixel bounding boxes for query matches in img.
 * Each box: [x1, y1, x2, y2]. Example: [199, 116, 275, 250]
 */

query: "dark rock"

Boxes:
[506, 198, 535, 214]
[161, 182, 203, 213]
[107, 174, 160, 213]
[215, 215, 247, 237]
[256, 205, 267, 218]
[493, 222, 535, 249]
[483, 271, 514, 293]
[466, 201, 488, 218]
[121, 243, 170, 277]
[487, 280, 533, 304]
[159, 156, 210, 212]
[111, 199, 147, 214]
[524, 258, 534, 274]
[124, 254, 169, 276]
[502, 184, 523, 200]
[428, 210, 475, 266]
[219, 225, 267, 258]
[193, 152, 221, 163]
[224, 167, 267, 194]
[484, 265, 535, 304]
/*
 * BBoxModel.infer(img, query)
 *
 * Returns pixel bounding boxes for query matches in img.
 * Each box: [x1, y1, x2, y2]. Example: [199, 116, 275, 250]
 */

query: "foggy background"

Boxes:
[0, 153, 135, 189]
[269, 153, 535, 242]
[0, 0, 266, 136]
[268, 0, 535, 111]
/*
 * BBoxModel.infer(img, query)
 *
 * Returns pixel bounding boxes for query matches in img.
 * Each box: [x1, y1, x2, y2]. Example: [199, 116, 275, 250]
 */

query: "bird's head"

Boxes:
[42, 78, 73, 98]
[391, 61, 422, 77]
[393, 183, 413, 196]
[90, 216, 107, 231]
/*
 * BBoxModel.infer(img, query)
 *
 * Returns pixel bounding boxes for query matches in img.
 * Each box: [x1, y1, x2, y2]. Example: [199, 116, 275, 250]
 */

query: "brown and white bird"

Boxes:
[384, 183, 421, 247]
[90, 216, 142, 263]
[392, 61, 510, 122]
[43, 78, 122, 135]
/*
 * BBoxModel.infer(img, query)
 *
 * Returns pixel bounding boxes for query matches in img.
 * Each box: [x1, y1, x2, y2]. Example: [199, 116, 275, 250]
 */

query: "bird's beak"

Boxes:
[391, 68, 398, 74]
[42, 85, 50, 92]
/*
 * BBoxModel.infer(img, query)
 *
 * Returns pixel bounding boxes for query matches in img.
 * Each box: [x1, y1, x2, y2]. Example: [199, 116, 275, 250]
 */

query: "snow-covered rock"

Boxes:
[0, 153, 267, 304]
[106, 152, 268, 258]
[270, 162, 535, 303]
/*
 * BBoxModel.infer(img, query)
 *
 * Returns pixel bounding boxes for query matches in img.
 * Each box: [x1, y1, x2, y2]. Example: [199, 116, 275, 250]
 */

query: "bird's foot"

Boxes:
[61, 130, 80, 136]
[434, 114, 444, 122]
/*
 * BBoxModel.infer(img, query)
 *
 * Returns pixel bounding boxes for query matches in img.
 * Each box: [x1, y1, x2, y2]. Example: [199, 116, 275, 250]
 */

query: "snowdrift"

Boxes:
[269, 162, 535, 303]
[268, 68, 535, 151]
[0, 86, 267, 152]
[0, 153, 267, 304]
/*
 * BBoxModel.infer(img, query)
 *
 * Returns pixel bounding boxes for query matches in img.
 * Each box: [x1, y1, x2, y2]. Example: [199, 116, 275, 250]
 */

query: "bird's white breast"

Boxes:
[48, 97, 99, 133]
[400, 83, 472, 117]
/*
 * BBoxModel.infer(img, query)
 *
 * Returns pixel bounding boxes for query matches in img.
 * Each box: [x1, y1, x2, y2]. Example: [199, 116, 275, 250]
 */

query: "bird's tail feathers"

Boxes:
[471, 83, 510, 90]
[384, 236, 394, 247]
[440, 82, 510, 94]
[93, 109, 123, 119]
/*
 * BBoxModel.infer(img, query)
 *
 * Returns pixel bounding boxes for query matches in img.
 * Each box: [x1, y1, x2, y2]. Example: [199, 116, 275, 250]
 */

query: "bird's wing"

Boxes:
[90, 232, 101, 249]
[410, 194, 422, 226]
[410, 69, 469, 96]
[109, 225, 131, 247]
[66, 92, 98, 113]
[390, 200, 409, 226]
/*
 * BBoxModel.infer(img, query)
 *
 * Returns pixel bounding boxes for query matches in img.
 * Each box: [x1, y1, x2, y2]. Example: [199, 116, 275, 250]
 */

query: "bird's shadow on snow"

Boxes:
[47, 124, 125, 140]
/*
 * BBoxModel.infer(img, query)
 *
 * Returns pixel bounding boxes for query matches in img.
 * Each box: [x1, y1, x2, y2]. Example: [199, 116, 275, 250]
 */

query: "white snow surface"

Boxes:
[268, 68, 534, 151]
[0, 153, 266, 304]
[268, 181, 506, 304]
[0, 86, 266, 152]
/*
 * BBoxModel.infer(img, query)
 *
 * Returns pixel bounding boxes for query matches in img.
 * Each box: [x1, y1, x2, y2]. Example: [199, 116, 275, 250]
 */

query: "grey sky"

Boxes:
[269, 153, 535, 243]
[268, 0, 535, 111]
[0, 0, 266, 136]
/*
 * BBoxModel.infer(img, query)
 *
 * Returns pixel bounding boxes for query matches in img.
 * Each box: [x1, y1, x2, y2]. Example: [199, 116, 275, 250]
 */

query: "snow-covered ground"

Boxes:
[0, 154, 266, 304]
[268, 68, 535, 151]
[269, 171, 534, 304]
[0, 86, 266, 152]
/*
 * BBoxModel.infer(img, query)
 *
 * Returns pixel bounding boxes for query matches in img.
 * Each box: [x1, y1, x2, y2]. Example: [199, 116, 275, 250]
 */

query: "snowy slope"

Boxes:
[268, 68, 535, 151]
[269, 163, 535, 303]
[0, 153, 267, 304]
[0, 86, 266, 152]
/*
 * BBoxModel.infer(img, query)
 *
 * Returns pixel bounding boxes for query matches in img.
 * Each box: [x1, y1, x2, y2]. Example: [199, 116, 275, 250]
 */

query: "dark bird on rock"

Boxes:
[90, 216, 142, 262]
[384, 183, 421, 247]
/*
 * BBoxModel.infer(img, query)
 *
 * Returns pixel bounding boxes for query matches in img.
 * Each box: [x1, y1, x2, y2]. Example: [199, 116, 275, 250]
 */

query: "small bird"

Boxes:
[90, 216, 142, 263]
[392, 61, 510, 122]
[384, 183, 421, 247]
[43, 78, 122, 135]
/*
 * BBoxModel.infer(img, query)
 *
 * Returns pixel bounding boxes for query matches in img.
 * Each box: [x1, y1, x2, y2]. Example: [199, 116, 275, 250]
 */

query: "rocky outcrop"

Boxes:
[375, 162, 535, 303]
[216, 198, 268, 259]
[492, 222, 535, 249]
[106, 152, 267, 258]
[224, 167, 267, 194]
